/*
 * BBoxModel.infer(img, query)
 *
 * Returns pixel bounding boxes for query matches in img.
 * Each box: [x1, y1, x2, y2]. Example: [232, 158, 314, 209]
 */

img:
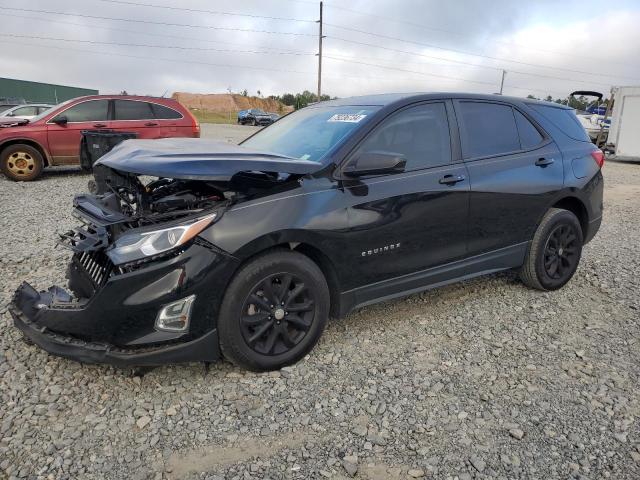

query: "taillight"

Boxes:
[186, 110, 200, 138]
[591, 150, 605, 168]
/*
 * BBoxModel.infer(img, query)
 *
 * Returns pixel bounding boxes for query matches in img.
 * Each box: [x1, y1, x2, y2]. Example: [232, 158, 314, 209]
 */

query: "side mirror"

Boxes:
[343, 151, 407, 177]
[53, 115, 68, 125]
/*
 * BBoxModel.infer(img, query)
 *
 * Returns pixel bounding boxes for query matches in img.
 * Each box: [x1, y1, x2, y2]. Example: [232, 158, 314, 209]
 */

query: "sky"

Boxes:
[1, 0, 640, 100]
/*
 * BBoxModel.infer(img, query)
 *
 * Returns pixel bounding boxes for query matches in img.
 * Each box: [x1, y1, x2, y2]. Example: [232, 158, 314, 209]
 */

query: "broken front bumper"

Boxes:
[9, 242, 240, 367]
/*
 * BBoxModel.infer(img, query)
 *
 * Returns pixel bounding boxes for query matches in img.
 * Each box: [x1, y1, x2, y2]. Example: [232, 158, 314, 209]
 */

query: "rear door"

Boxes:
[343, 101, 470, 295]
[47, 99, 111, 163]
[112, 99, 186, 139]
[149, 102, 186, 138]
[454, 100, 563, 256]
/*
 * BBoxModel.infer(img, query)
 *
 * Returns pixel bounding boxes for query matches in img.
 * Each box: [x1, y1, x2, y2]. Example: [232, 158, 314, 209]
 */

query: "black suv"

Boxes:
[11, 93, 604, 371]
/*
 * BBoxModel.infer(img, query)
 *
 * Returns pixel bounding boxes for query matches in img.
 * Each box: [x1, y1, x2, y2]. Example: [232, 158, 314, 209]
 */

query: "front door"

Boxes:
[341, 101, 470, 298]
[47, 99, 111, 164]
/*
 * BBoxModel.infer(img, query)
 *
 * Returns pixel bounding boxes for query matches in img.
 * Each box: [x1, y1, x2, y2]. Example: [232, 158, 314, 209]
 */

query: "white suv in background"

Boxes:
[0, 104, 54, 120]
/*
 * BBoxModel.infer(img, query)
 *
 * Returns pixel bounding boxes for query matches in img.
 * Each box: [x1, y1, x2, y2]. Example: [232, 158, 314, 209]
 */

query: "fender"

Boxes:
[0, 137, 52, 165]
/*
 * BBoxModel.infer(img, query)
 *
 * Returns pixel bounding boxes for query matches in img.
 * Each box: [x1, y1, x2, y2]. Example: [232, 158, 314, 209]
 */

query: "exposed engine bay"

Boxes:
[60, 164, 297, 256]
[23, 138, 324, 302]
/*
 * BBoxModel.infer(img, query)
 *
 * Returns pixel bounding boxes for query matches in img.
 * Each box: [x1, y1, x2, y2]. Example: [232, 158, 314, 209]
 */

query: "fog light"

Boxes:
[155, 295, 196, 332]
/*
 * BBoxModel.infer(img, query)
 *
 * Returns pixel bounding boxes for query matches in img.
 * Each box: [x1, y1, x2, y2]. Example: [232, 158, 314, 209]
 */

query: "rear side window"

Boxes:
[457, 102, 520, 158]
[529, 104, 590, 142]
[151, 103, 182, 119]
[354, 103, 451, 171]
[54, 100, 109, 122]
[514, 110, 544, 149]
[114, 100, 154, 120]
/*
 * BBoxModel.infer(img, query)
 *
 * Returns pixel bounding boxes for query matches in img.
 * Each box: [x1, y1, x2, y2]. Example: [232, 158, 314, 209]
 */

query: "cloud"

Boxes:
[0, 0, 638, 100]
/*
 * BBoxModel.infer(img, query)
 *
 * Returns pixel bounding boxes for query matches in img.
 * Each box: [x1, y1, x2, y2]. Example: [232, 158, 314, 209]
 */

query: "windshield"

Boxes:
[28, 100, 69, 123]
[241, 105, 380, 162]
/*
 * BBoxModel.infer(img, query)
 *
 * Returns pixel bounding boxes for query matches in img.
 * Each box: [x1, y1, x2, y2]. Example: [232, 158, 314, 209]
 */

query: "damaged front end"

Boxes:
[9, 139, 322, 366]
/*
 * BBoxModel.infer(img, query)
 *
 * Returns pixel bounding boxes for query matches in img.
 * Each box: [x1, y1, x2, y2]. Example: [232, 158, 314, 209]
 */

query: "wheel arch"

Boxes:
[229, 236, 343, 319]
[551, 196, 589, 240]
[0, 138, 51, 166]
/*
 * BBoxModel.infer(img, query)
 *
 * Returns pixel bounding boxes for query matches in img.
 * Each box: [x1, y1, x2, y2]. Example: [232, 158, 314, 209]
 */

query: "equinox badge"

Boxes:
[361, 243, 401, 257]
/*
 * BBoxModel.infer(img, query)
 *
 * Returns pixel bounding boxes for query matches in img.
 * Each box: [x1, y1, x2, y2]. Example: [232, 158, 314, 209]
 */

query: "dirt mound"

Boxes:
[172, 92, 292, 114]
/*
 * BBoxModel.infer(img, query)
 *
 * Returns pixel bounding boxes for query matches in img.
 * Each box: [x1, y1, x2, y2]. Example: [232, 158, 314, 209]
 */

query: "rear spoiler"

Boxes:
[569, 91, 603, 100]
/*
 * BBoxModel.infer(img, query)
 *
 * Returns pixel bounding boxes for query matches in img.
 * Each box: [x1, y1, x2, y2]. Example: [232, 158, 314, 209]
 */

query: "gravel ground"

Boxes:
[0, 128, 639, 479]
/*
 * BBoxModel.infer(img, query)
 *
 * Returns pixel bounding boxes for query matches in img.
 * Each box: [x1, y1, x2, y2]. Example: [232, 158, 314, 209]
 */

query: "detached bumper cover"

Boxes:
[10, 299, 219, 367]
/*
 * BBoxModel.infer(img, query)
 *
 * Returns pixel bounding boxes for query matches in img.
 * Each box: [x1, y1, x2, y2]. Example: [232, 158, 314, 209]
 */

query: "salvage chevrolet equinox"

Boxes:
[10, 93, 604, 371]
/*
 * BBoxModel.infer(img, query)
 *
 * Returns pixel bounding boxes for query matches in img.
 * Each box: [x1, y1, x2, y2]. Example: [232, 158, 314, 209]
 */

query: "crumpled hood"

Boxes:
[95, 138, 323, 180]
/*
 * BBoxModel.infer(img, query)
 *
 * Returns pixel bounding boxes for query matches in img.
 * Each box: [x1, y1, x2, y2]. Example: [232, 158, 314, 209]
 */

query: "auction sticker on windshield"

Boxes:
[327, 113, 367, 123]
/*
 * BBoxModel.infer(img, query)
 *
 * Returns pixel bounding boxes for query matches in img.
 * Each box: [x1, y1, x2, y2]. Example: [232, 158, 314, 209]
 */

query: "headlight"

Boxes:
[107, 213, 216, 265]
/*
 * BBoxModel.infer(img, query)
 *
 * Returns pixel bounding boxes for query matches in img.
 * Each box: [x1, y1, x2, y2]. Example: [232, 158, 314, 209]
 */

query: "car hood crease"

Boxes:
[95, 138, 323, 180]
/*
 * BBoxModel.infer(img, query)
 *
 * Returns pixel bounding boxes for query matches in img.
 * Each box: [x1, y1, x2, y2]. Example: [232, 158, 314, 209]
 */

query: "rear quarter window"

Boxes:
[529, 104, 591, 142]
[151, 103, 182, 119]
[514, 110, 544, 149]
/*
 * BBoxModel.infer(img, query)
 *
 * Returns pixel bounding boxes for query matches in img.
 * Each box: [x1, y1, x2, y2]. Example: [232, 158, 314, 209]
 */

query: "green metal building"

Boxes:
[0, 77, 98, 104]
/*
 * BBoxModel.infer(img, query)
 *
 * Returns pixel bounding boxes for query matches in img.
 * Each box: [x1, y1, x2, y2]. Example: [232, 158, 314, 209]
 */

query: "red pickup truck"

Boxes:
[0, 95, 200, 181]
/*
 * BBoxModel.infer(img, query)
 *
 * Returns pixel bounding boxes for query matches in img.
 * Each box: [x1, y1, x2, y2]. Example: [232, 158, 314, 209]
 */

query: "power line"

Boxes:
[327, 36, 612, 88]
[0, 6, 317, 37]
[323, 55, 499, 88]
[321, 2, 634, 70]
[324, 53, 615, 89]
[326, 55, 570, 97]
[324, 24, 638, 83]
[6, 8, 595, 89]
[2, 13, 310, 54]
[0, 39, 571, 99]
[92, 0, 315, 23]
[0, 39, 317, 76]
[0, 33, 316, 56]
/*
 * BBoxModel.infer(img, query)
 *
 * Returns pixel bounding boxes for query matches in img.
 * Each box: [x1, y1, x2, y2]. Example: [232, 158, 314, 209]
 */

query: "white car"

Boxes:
[0, 104, 54, 120]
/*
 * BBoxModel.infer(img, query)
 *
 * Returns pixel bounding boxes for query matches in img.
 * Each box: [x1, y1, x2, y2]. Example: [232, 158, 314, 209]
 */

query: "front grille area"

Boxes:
[74, 250, 114, 288]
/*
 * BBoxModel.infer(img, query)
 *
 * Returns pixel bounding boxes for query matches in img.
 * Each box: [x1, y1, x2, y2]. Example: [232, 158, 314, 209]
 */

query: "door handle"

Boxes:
[535, 157, 554, 167]
[439, 174, 465, 185]
[93, 123, 107, 128]
[145, 122, 159, 127]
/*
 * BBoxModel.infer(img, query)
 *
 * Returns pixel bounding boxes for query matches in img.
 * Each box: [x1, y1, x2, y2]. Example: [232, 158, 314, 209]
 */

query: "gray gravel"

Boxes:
[0, 128, 639, 479]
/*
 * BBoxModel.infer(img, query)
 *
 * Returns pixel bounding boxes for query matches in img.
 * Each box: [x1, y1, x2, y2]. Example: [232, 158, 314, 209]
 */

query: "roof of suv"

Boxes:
[320, 92, 572, 110]
[63, 94, 181, 103]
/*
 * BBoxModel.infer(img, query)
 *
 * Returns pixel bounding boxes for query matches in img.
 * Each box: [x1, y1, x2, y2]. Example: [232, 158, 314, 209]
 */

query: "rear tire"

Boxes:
[218, 251, 330, 371]
[1, 144, 44, 181]
[520, 208, 583, 291]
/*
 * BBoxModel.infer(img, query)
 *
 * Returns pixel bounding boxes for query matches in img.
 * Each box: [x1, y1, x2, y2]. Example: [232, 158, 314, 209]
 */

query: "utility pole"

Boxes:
[499, 69, 507, 94]
[317, 1, 323, 102]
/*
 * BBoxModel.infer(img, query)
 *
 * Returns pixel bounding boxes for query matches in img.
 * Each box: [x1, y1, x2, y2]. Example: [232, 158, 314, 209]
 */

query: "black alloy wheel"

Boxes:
[218, 250, 329, 371]
[520, 208, 583, 291]
[240, 273, 315, 356]
[543, 224, 579, 280]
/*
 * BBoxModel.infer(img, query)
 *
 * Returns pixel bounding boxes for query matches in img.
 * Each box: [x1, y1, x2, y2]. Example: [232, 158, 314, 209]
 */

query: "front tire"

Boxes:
[1, 144, 44, 181]
[520, 208, 583, 291]
[218, 251, 330, 371]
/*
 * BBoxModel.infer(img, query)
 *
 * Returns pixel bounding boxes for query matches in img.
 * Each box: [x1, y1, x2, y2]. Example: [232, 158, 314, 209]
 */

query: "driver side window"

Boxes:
[352, 103, 451, 172]
[53, 100, 109, 123]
